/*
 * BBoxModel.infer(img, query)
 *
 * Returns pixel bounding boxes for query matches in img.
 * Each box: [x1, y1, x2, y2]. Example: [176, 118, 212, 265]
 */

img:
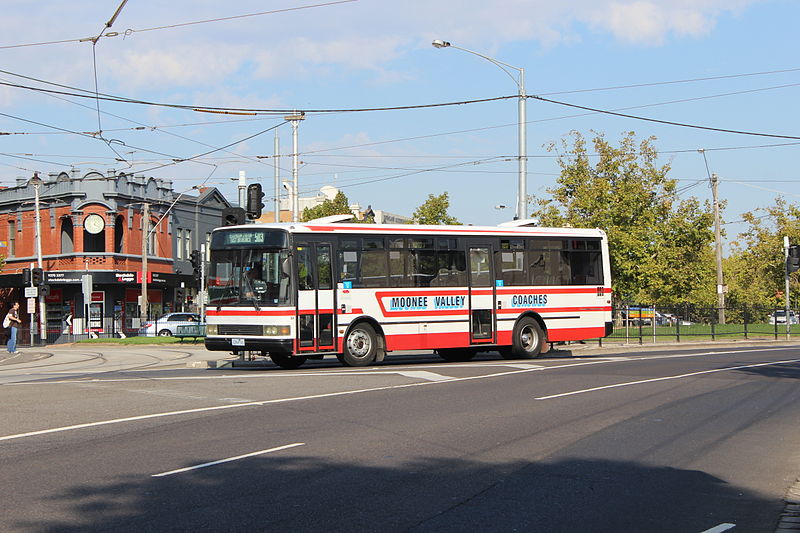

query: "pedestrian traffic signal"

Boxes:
[246, 183, 265, 220]
[32, 267, 44, 286]
[221, 207, 246, 226]
[788, 244, 800, 273]
[22, 267, 31, 286]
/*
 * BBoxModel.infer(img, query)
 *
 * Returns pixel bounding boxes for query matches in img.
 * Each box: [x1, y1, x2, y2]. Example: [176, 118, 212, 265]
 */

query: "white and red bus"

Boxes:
[204, 220, 612, 369]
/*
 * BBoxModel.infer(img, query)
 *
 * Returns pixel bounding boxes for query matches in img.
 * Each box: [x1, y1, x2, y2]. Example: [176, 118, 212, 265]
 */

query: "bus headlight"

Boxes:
[206, 324, 218, 335]
[263, 325, 290, 336]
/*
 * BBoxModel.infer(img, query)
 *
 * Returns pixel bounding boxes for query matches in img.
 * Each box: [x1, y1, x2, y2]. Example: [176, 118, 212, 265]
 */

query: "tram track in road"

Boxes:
[0, 347, 201, 381]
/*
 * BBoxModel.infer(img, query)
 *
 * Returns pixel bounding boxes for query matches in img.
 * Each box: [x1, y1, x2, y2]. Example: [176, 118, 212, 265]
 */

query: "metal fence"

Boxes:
[2, 318, 141, 347]
[600, 304, 799, 346]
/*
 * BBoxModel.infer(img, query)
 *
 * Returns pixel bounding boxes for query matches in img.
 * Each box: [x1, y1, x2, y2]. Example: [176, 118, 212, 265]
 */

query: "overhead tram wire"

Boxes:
[0, 0, 359, 50]
[0, 76, 291, 174]
[531, 95, 800, 141]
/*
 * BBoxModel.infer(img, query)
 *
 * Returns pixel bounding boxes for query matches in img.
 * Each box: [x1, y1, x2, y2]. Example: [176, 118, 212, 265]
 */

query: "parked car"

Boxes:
[138, 313, 203, 336]
[769, 310, 798, 325]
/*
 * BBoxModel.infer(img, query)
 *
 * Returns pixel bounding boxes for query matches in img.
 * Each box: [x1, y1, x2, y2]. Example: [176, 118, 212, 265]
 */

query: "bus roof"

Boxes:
[213, 221, 606, 239]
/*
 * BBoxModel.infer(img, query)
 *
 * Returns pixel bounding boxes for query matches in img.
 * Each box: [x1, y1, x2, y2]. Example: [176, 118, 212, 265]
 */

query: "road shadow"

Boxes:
[6, 455, 778, 532]
[736, 361, 800, 380]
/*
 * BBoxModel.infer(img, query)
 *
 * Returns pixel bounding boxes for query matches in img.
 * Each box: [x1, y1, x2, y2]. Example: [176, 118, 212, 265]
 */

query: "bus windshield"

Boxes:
[208, 248, 291, 307]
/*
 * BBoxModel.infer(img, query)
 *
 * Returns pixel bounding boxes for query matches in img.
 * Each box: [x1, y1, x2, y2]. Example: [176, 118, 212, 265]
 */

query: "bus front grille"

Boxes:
[218, 324, 263, 336]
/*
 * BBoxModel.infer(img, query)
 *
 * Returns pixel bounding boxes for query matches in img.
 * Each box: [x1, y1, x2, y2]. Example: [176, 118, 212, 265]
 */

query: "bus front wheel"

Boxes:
[270, 353, 307, 369]
[505, 317, 545, 359]
[341, 323, 378, 367]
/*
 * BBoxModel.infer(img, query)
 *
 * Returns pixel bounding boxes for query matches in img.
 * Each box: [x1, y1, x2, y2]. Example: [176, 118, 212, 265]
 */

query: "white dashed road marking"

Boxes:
[152, 442, 305, 477]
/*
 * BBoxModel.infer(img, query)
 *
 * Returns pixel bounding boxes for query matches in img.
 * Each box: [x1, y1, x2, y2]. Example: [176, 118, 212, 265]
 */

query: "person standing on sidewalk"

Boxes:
[4, 302, 22, 354]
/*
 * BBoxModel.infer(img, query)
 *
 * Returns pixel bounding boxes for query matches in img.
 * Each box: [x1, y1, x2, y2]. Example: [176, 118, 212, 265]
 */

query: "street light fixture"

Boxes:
[433, 39, 527, 220]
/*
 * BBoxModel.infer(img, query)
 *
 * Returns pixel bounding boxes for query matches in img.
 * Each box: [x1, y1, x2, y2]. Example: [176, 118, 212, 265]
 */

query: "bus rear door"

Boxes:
[468, 244, 497, 344]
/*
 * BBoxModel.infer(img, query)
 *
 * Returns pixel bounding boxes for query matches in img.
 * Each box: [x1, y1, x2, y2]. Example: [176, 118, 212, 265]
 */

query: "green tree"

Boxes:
[531, 130, 716, 305]
[301, 191, 352, 222]
[725, 197, 800, 310]
[412, 192, 460, 225]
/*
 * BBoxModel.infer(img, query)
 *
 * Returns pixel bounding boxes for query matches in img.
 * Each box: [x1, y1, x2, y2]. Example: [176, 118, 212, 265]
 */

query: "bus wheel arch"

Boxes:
[340, 318, 386, 367]
[503, 313, 548, 359]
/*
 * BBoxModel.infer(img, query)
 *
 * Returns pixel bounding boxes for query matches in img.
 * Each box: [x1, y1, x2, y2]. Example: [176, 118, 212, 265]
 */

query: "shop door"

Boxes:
[296, 241, 336, 352]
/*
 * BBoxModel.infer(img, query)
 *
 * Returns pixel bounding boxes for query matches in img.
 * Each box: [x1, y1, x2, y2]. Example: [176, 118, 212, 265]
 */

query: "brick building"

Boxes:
[0, 169, 231, 341]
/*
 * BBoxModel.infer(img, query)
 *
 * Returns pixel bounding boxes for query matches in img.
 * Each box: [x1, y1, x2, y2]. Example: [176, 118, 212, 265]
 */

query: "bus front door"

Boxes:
[296, 242, 336, 353]
[468, 246, 496, 344]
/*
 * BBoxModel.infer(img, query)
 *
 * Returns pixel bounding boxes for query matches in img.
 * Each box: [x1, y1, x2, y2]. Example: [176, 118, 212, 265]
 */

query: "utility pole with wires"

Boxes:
[140, 202, 149, 328]
[699, 149, 726, 325]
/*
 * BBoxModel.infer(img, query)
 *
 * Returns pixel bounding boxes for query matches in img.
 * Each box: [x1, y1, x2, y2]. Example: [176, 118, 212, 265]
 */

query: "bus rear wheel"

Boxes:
[436, 348, 476, 362]
[270, 353, 307, 369]
[341, 323, 378, 367]
[505, 317, 545, 359]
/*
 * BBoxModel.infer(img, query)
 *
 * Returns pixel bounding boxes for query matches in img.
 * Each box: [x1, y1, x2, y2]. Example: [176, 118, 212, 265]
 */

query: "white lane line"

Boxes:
[700, 523, 735, 533]
[152, 442, 304, 477]
[535, 357, 800, 400]
[1, 347, 796, 443]
[5, 346, 795, 387]
[395, 371, 451, 382]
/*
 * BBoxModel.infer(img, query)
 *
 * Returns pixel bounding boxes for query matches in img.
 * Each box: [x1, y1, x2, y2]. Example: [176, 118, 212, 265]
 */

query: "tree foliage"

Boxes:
[301, 191, 352, 222]
[412, 192, 460, 225]
[530, 131, 716, 305]
[725, 197, 800, 309]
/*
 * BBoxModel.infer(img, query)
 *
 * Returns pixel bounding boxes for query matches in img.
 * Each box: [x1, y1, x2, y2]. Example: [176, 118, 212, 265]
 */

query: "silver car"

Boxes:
[139, 313, 203, 336]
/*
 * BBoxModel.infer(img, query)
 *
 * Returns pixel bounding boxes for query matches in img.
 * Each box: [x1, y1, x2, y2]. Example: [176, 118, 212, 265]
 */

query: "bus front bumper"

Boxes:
[204, 337, 294, 354]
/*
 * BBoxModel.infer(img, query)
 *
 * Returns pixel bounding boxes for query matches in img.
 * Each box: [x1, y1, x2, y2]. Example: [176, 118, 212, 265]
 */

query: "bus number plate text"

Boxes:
[231, 338, 245, 346]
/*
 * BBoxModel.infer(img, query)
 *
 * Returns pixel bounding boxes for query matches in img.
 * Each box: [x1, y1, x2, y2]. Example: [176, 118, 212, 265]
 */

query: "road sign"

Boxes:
[24, 286, 38, 298]
[27, 298, 36, 314]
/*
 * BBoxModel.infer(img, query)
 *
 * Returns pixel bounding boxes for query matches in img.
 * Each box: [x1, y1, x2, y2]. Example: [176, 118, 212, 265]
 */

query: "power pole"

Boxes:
[32, 173, 46, 344]
[140, 202, 149, 327]
[711, 172, 725, 324]
[785, 236, 792, 339]
[285, 112, 305, 222]
[274, 129, 281, 223]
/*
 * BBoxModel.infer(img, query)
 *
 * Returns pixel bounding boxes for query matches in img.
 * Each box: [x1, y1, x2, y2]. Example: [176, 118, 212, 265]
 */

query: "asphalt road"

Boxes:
[2, 343, 800, 532]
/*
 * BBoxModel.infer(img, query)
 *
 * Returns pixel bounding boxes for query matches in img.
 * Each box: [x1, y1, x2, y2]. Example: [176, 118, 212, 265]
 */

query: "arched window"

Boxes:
[114, 215, 124, 253]
[60, 217, 74, 254]
[83, 214, 106, 253]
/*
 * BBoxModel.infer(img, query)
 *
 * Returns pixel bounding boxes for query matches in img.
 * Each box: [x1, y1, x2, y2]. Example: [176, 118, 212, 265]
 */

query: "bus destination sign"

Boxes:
[224, 231, 267, 245]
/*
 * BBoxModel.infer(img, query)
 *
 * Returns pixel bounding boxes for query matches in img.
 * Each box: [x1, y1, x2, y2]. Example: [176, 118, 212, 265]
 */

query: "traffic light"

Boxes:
[175, 287, 185, 302]
[32, 267, 44, 286]
[246, 183, 265, 220]
[222, 207, 246, 226]
[190, 249, 202, 282]
[22, 268, 31, 286]
[788, 245, 800, 273]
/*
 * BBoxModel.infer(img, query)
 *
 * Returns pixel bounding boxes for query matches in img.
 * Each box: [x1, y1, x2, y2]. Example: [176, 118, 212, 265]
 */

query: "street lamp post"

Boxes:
[433, 40, 527, 220]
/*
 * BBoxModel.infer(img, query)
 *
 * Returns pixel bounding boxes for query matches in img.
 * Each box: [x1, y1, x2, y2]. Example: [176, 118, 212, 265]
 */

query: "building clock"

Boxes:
[83, 214, 105, 234]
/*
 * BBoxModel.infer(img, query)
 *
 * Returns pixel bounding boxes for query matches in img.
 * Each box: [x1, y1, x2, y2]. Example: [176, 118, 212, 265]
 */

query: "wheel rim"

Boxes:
[520, 324, 537, 352]
[347, 329, 372, 359]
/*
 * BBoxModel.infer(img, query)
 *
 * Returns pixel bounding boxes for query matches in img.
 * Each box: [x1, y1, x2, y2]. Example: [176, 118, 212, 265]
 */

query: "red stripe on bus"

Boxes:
[206, 309, 295, 316]
[497, 306, 612, 315]
[495, 287, 611, 295]
[303, 225, 579, 235]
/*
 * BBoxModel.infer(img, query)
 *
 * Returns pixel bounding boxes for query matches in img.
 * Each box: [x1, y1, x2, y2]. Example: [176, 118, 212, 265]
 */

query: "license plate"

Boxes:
[231, 338, 245, 346]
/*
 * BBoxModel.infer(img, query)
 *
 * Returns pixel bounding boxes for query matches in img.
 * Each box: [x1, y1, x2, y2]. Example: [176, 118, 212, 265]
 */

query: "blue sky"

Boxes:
[0, 0, 798, 249]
